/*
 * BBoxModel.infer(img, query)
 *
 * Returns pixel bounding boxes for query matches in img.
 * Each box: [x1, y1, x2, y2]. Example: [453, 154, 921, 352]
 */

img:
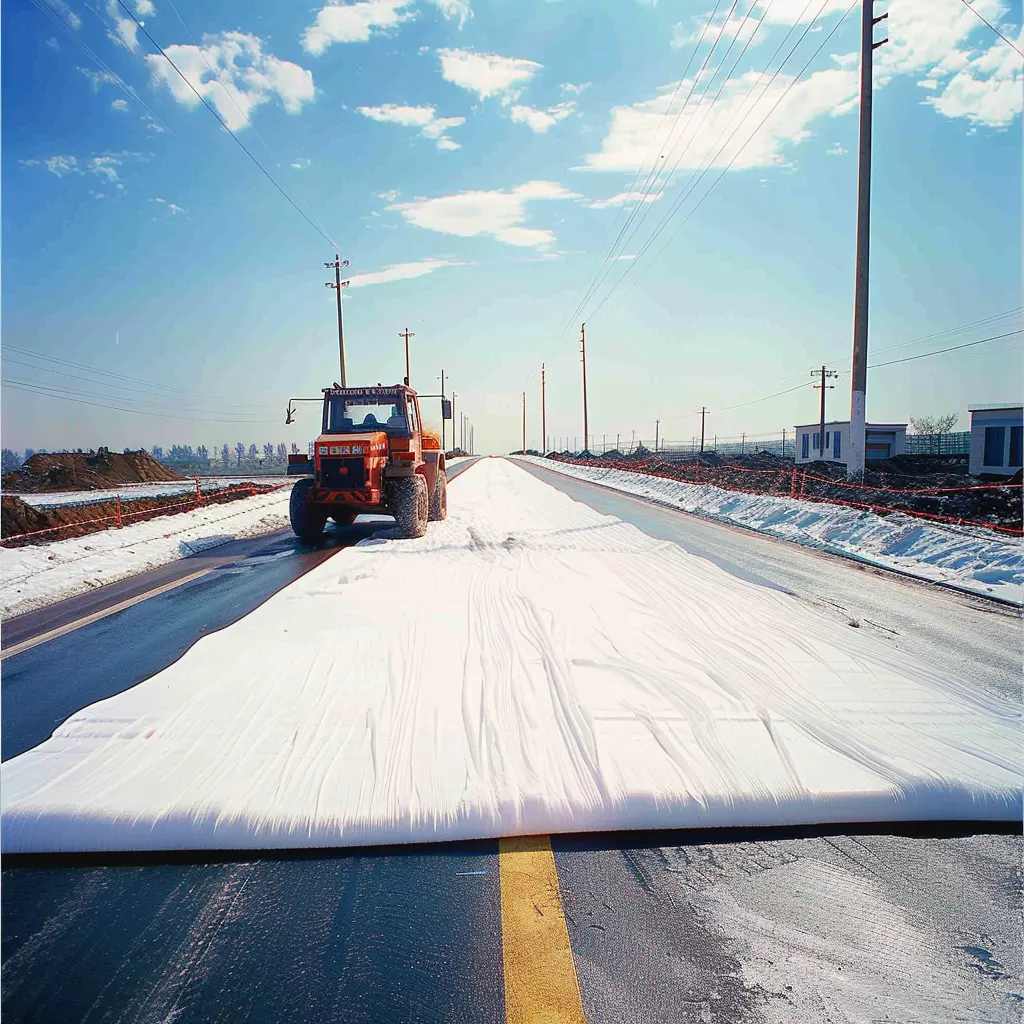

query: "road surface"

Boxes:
[2, 456, 1019, 1023]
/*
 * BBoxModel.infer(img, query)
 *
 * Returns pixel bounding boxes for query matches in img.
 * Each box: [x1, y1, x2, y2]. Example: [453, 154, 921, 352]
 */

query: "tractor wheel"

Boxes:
[330, 512, 358, 526]
[289, 479, 326, 544]
[428, 470, 448, 521]
[390, 475, 428, 539]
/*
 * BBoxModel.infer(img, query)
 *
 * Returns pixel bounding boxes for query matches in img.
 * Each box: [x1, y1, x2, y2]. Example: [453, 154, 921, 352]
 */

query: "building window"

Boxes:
[983, 426, 1006, 467]
[813, 431, 820, 451]
[802, 433, 809, 459]
[834, 430, 841, 459]
[1009, 426, 1022, 468]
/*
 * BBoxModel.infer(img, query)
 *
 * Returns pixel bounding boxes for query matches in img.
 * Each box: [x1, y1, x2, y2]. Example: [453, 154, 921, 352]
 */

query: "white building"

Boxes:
[793, 420, 907, 466]
[968, 405, 1023, 477]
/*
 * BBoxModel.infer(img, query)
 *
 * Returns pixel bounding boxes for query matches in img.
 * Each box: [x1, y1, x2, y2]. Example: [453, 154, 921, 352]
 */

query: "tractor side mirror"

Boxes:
[442, 400, 452, 420]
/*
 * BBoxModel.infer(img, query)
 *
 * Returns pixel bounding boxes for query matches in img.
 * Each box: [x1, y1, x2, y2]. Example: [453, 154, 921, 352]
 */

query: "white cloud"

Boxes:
[22, 155, 81, 177]
[107, 0, 141, 51]
[357, 103, 465, 149]
[581, 67, 858, 172]
[826, 142, 848, 155]
[438, 48, 540, 102]
[615, 253, 637, 260]
[135, 0, 155, 14]
[111, 98, 130, 112]
[152, 197, 186, 214]
[42, 0, 81, 31]
[560, 81, 590, 96]
[88, 155, 122, 181]
[388, 180, 579, 248]
[509, 101, 576, 132]
[347, 257, 468, 288]
[291, 156, 312, 168]
[672, 15, 760, 50]
[45, 37, 60, 50]
[587, 190, 663, 209]
[302, 0, 413, 55]
[376, 189, 401, 200]
[147, 32, 315, 131]
[78, 66, 118, 90]
[427, 0, 471, 28]
[22, 152, 141, 182]
[876, 0, 1022, 128]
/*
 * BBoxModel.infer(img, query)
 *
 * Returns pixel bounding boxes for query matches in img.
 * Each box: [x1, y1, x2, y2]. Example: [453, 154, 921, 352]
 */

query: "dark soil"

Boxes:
[1, 483, 278, 547]
[547, 451, 1023, 533]
[2, 449, 183, 493]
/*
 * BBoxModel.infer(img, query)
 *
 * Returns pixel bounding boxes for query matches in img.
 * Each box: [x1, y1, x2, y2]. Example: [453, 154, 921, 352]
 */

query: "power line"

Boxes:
[867, 329, 1021, 368]
[113, 0, 337, 249]
[584, 0, 857, 324]
[957, 0, 1024, 59]
[3, 381, 282, 423]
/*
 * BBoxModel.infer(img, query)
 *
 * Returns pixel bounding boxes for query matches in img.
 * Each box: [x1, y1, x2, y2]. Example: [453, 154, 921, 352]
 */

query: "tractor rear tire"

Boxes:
[290, 478, 326, 544]
[428, 470, 448, 521]
[390, 475, 428, 539]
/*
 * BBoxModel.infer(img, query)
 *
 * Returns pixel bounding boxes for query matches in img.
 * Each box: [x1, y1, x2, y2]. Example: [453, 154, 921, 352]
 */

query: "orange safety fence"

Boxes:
[1, 482, 289, 544]
[548, 457, 1023, 536]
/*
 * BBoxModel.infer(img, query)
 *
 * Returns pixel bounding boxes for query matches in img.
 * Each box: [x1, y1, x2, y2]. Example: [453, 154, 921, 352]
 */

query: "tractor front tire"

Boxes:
[290, 478, 326, 544]
[428, 470, 448, 521]
[390, 475, 428, 539]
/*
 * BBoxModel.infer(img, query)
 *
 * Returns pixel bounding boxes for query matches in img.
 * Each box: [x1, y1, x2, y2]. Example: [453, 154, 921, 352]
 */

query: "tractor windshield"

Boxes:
[323, 391, 411, 436]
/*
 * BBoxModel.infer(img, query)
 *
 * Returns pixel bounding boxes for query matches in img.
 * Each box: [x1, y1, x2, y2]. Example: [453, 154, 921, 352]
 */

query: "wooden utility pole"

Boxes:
[522, 391, 526, 454]
[399, 328, 415, 387]
[812, 365, 839, 460]
[699, 407, 708, 453]
[325, 255, 350, 386]
[541, 363, 547, 454]
[849, 1, 888, 476]
[580, 324, 589, 456]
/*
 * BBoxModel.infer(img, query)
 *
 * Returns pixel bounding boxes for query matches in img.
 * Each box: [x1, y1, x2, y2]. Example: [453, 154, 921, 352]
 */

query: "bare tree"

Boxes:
[221, 444, 230, 468]
[235, 442, 246, 466]
[909, 413, 959, 435]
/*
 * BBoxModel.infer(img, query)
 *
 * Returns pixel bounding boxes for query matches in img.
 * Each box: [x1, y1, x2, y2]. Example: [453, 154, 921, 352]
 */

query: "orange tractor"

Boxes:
[286, 384, 447, 543]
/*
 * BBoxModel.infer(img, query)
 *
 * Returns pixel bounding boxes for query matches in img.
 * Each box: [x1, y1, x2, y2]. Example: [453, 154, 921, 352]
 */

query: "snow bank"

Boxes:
[3, 457, 1019, 854]
[520, 457, 1024, 605]
[17, 477, 288, 509]
[0, 489, 292, 620]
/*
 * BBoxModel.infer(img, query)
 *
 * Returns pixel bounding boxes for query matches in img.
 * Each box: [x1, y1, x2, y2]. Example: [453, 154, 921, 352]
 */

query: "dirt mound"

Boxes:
[2, 449, 183, 493]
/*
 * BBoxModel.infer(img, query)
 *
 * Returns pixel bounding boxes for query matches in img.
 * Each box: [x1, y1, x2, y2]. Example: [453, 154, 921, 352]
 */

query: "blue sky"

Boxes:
[2, 0, 1021, 455]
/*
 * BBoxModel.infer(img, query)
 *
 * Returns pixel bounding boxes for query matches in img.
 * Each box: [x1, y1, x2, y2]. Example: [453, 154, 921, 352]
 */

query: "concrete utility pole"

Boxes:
[439, 370, 446, 450]
[325, 255, 350, 386]
[580, 324, 589, 456]
[699, 407, 708, 454]
[399, 328, 415, 387]
[522, 391, 526, 454]
[741, 432, 746, 455]
[849, 1, 888, 477]
[541, 363, 547, 454]
[451, 392, 458, 451]
[812, 365, 839, 460]
[782, 427, 787, 459]
[655, 419, 660, 452]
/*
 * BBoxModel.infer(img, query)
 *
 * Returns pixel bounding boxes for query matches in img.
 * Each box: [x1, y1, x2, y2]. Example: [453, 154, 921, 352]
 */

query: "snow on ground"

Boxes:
[0, 489, 292, 621]
[3, 457, 1019, 854]
[15, 477, 288, 509]
[520, 457, 1024, 605]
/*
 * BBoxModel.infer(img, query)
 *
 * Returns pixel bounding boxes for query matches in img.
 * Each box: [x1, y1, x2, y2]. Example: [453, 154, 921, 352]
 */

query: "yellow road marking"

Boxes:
[0, 568, 214, 661]
[499, 835, 587, 1024]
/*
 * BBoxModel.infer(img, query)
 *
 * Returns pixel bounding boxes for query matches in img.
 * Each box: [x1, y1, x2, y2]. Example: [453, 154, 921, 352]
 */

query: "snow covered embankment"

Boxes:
[2, 457, 1019, 854]
[519, 457, 1023, 605]
[0, 489, 291, 620]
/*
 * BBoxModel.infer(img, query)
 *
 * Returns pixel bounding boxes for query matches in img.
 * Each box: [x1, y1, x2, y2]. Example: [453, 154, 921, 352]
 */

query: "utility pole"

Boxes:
[782, 427, 787, 459]
[849, 1, 888, 477]
[812, 365, 839, 460]
[439, 370, 446, 450]
[399, 328, 415, 387]
[324, 255, 350, 386]
[655, 419, 660, 452]
[522, 391, 526, 454]
[616, 433, 620, 452]
[580, 323, 589, 456]
[541, 363, 547, 454]
[741, 432, 746, 455]
[699, 407, 708, 453]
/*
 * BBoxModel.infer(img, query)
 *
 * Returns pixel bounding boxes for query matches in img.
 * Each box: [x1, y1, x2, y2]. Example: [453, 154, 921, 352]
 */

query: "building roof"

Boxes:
[968, 404, 1023, 413]
[793, 421, 907, 431]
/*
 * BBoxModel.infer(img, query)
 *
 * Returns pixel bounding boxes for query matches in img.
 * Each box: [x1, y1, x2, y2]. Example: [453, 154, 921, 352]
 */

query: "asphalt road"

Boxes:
[2, 456, 1020, 1023]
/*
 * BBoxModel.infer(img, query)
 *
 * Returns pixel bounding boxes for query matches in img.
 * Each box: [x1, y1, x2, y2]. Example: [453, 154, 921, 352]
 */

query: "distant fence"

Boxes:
[904, 431, 970, 455]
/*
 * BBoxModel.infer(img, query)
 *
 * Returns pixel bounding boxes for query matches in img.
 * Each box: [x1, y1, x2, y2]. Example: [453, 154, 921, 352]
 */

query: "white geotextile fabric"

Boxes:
[2, 457, 1020, 853]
